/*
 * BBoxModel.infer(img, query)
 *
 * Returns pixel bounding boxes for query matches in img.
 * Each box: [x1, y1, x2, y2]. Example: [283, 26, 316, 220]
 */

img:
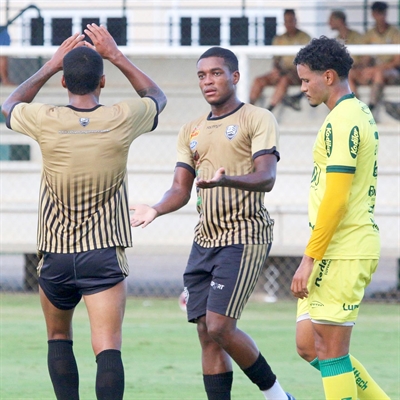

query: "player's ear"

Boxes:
[324, 69, 335, 86]
[61, 75, 67, 89]
[100, 75, 105, 88]
[232, 70, 240, 85]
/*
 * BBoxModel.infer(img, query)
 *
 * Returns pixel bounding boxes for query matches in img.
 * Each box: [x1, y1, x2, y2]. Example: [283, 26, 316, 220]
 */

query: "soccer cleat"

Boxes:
[286, 393, 296, 400]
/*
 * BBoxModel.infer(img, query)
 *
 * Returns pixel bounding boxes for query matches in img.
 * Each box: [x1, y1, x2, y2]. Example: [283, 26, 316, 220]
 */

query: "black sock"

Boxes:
[242, 352, 276, 391]
[95, 349, 124, 400]
[47, 339, 79, 400]
[203, 371, 233, 400]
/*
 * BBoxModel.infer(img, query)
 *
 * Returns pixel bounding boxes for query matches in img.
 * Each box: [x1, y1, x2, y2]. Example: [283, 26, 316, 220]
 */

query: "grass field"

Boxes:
[0, 293, 399, 400]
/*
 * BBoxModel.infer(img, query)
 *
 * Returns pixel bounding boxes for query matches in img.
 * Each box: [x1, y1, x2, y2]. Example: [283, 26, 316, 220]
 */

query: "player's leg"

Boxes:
[84, 280, 126, 400]
[197, 315, 233, 400]
[38, 252, 80, 400]
[269, 75, 291, 110]
[205, 243, 290, 400]
[80, 247, 128, 400]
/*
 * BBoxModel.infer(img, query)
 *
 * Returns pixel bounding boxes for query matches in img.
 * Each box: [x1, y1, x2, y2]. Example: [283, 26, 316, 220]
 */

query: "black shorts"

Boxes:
[38, 247, 128, 310]
[183, 242, 271, 322]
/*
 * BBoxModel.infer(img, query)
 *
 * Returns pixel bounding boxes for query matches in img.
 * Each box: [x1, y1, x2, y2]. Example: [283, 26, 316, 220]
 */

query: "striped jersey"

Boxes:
[8, 97, 158, 253]
[309, 94, 380, 259]
[176, 103, 280, 248]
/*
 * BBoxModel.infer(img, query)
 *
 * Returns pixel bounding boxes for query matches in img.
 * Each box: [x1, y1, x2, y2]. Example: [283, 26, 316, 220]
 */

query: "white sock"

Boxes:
[261, 380, 288, 399]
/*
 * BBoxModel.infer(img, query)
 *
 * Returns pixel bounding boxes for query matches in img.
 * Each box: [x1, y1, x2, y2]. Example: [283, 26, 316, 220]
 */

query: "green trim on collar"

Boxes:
[335, 93, 355, 108]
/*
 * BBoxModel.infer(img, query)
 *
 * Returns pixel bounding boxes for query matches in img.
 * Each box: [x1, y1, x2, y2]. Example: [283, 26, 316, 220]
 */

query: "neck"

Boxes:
[210, 97, 242, 118]
[326, 81, 352, 111]
[67, 92, 100, 109]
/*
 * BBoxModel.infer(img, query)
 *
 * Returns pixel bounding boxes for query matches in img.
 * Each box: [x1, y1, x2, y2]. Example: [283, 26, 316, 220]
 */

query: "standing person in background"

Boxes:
[1, 24, 166, 400]
[0, 26, 13, 85]
[291, 36, 389, 400]
[131, 46, 295, 400]
[348, 1, 400, 112]
[249, 9, 311, 112]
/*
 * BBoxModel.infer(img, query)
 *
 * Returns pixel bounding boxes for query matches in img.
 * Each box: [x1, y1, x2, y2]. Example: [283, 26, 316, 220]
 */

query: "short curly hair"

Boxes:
[197, 47, 239, 73]
[293, 36, 353, 79]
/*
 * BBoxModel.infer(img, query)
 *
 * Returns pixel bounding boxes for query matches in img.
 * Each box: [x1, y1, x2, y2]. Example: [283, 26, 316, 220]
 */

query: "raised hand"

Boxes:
[83, 23, 119, 61]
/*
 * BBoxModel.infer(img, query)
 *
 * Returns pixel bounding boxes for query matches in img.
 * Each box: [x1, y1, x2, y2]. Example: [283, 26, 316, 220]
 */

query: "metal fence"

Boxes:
[1, 2, 399, 302]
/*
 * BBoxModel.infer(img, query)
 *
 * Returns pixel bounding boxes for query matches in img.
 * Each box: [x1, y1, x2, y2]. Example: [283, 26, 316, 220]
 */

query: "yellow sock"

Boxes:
[320, 355, 357, 400]
[350, 355, 390, 399]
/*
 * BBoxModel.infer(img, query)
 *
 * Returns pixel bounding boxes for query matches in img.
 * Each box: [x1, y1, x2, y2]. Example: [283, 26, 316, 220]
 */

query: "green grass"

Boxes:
[1, 293, 399, 399]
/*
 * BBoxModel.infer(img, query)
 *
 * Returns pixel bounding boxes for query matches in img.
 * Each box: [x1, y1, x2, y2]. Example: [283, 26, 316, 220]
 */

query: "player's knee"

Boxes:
[296, 342, 315, 362]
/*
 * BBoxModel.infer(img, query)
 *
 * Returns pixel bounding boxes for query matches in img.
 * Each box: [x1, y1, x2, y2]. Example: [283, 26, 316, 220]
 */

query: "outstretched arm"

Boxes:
[84, 23, 167, 113]
[196, 153, 277, 193]
[2, 33, 85, 118]
[130, 166, 194, 228]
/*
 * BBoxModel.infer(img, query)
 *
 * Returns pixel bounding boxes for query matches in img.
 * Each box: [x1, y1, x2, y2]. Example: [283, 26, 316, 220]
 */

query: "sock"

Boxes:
[350, 355, 390, 399]
[203, 371, 233, 400]
[95, 349, 124, 400]
[320, 354, 357, 400]
[242, 353, 287, 399]
[47, 339, 79, 400]
[310, 355, 390, 399]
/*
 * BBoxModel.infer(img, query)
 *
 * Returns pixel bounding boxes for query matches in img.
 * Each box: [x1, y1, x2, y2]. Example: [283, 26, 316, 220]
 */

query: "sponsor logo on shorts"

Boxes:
[183, 286, 189, 303]
[353, 368, 368, 391]
[314, 260, 331, 287]
[210, 281, 225, 290]
[310, 301, 324, 308]
[342, 303, 359, 311]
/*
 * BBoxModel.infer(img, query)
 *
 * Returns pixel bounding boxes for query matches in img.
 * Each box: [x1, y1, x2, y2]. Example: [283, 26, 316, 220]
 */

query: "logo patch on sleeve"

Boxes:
[349, 126, 360, 159]
[324, 123, 333, 157]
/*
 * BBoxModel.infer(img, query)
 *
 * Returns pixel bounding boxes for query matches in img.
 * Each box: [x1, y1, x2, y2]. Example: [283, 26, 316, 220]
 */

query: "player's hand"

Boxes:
[49, 33, 85, 71]
[291, 254, 314, 299]
[130, 204, 158, 228]
[196, 167, 226, 189]
[83, 23, 119, 61]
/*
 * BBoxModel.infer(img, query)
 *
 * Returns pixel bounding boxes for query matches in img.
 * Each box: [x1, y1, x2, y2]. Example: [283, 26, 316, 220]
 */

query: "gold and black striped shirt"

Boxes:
[176, 103, 279, 247]
[9, 98, 158, 253]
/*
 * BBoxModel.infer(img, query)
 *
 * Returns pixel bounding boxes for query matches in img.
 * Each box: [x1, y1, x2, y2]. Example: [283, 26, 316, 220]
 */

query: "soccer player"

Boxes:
[249, 9, 311, 111]
[1, 25, 166, 400]
[130, 47, 294, 400]
[291, 36, 389, 400]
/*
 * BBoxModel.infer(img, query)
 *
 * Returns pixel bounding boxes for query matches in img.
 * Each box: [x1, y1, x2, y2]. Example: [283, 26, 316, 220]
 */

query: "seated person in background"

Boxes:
[328, 10, 364, 93]
[348, 1, 400, 112]
[0, 26, 13, 86]
[249, 9, 311, 112]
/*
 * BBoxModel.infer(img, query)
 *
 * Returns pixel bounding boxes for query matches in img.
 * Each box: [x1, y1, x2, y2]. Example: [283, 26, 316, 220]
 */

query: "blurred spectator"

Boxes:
[348, 1, 400, 112]
[0, 26, 13, 85]
[329, 10, 364, 93]
[249, 9, 311, 112]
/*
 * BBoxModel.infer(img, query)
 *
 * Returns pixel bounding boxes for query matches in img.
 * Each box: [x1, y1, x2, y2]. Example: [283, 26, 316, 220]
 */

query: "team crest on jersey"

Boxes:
[79, 117, 90, 127]
[225, 125, 238, 140]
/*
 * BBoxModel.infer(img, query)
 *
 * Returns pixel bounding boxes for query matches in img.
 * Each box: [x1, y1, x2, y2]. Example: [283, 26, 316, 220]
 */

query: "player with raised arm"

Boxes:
[1, 24, 166, 400]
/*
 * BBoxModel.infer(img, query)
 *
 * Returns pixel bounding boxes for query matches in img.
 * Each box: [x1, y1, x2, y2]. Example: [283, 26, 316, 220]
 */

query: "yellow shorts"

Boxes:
[296, 259, 378, 324]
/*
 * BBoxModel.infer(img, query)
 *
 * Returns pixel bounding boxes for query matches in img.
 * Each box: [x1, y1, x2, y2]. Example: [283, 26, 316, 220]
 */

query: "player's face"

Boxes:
[284, 13, 297, 35]
[297, 64, 328, 107]
[197, 56, 239, 106]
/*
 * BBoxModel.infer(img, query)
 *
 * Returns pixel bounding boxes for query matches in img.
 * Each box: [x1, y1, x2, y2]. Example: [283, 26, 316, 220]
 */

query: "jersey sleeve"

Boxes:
[324, 118, 359, 174]
[249, 108, 280, 160]
[176, 123, 195, 173]
[8, 102, 47, 141]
